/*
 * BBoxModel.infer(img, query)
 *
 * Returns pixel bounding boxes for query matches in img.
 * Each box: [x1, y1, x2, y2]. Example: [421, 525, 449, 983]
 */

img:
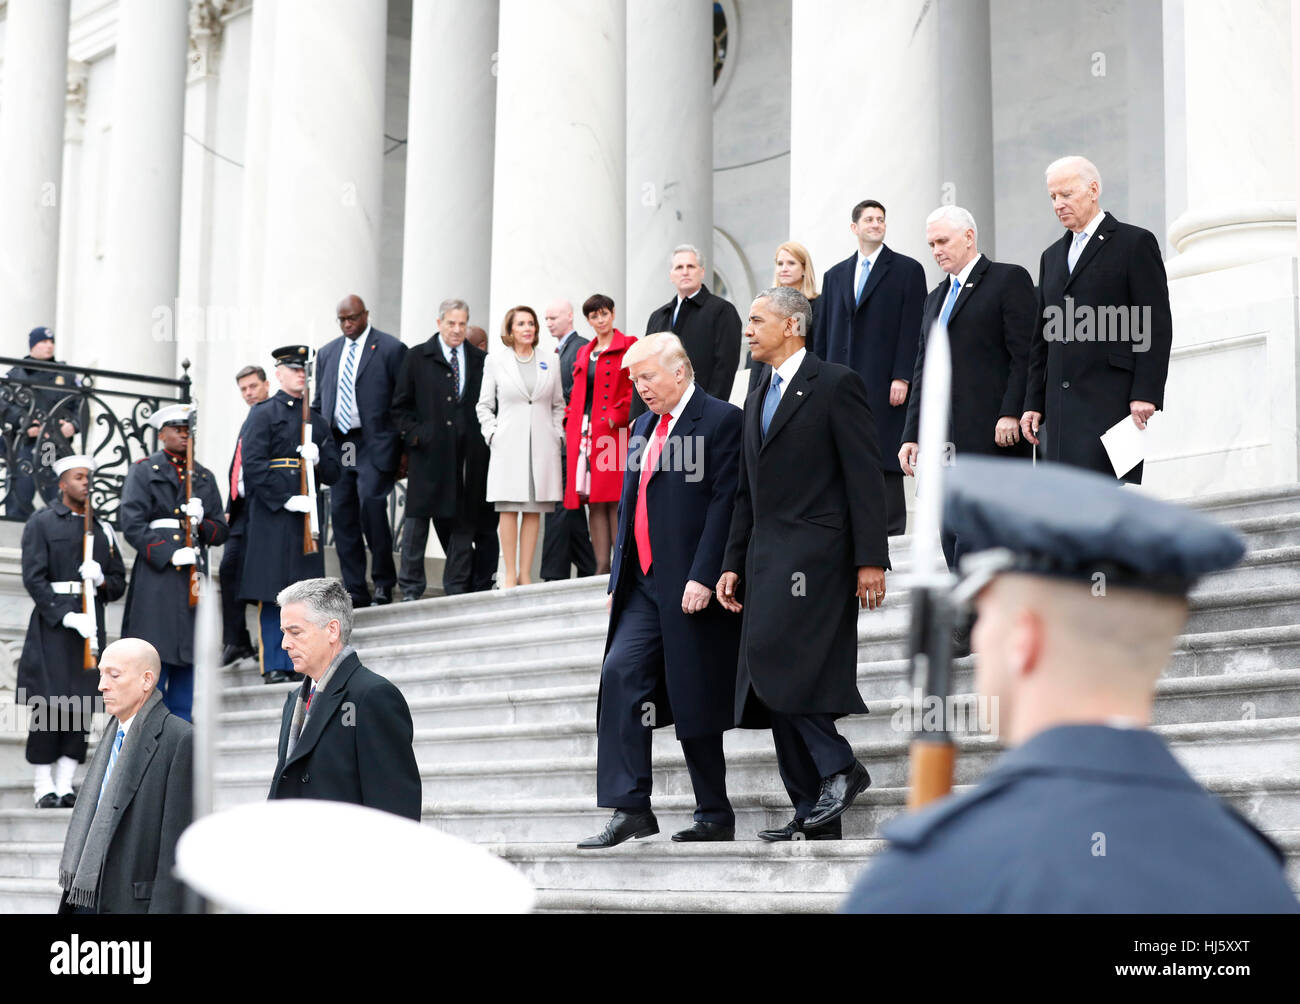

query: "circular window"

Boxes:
[713, 3, 728, 84]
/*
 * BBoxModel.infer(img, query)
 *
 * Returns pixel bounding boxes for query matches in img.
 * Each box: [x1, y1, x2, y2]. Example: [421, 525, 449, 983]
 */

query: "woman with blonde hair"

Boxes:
[772, 241, 822, 334]
[476, 305, 566, 588]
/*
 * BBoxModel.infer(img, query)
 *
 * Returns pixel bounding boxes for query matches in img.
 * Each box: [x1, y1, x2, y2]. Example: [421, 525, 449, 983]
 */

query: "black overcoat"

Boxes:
[1024, 212, 1173, 482]
[119, 450, 229, 664]
[237, 390, 342, 603]
[634, 285, 741, 420]
[391, 337, 490, 522]
[902, 256, 1035, 459]
[601, 387, 743, 738]
[17, 503, 125, 705]
[723, 352, 891, 724]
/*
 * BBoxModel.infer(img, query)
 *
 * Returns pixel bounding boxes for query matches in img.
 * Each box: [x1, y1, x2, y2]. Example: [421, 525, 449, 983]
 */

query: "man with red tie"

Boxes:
[577, 333, 744, 848]
[220, 365, 270, 666]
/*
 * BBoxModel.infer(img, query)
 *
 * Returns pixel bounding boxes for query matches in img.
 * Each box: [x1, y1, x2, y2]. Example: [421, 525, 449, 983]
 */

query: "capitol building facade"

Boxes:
[0, 0, 1295, 500]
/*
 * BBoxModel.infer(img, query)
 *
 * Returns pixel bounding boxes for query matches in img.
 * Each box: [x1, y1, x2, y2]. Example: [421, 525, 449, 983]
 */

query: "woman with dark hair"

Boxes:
[477, 305, 566, 588]
[564, 294, 635, 574]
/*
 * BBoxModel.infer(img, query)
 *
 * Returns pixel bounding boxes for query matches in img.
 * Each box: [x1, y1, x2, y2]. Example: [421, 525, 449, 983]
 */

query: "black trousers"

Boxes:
[596, 563, 732, 824]
[769, 712, 855, 819]
[219, 513, 253, 647]
[399, 513, 497, 596]
[330, 429, 397, 602]
[540, 503, 596, 580]
[883, 470, 906, 537]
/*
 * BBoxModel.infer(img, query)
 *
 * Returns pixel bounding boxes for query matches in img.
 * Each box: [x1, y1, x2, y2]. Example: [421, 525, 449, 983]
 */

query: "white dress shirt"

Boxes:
[334, 324, 371, 431]
[952, 252, 983, 291]
[769, 347, 807, 400]
[855, 246, 883, 298]
[438, 334, 466, 397]
[1070, 208, 1107, 258]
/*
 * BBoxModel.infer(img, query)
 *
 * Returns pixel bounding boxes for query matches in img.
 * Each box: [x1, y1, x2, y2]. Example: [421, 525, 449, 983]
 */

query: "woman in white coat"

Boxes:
[476, 305, 566, 588]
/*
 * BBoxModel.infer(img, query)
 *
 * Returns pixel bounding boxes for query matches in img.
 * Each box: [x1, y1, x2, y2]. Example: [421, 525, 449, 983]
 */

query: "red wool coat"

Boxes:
[565, 329, 636, 507]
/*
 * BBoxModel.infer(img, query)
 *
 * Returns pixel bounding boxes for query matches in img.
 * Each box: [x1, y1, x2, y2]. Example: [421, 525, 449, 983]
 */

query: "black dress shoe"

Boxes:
[351, 593, 372, 609]
[576, 809, 659, 849]
[757, 816, 842, 841]
[671, 821, 735, 842]
[803, 760, 872, 829]
[59, 791, 76, 808]
[373, 587, 393, 605]
[221, 642, 256, 666]
[951, 621, 973, 659]
[35, 792, 60, 809]
[399, 592, 420, 602]
[264, 671, 294, 684]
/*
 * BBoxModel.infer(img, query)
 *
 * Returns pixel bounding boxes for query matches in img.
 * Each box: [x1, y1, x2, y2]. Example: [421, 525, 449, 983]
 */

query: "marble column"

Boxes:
[55, 61, 89, 347]
[401, 0, 499, 340]
[1165, 0, 1295, 279]
[103, 0, 189, 379]
[0, 0, 72, 335]
[936, 0, 995, 258]
[625, 0, 713, 336]
[489, 0, 626, 343]
[235, 0, 277, 359]
[258, 0, 387, 351]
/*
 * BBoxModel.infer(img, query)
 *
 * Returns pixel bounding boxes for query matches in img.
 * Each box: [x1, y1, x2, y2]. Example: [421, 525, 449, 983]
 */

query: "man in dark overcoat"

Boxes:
[120, 404, 228, 721]
[392, 298, 496, 597]
[718, 288, 891, 841]
[238, 346, 342, 682]
[577, 333, 743, 848]
[1021, 155, 1172, 482]
[18, 455, 125, 807]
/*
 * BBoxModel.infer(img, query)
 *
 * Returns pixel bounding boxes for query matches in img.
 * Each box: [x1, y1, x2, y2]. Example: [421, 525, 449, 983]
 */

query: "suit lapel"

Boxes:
[107, 703, 164, 824]
[946, 255, 990, 326]
[761, 354, 816, 451]
[658, 385, 702, 479]
[499, 352, 530, 400]
[834, 254, 857, 316]
[285, 654, 361, 767]
[855, 246, 892, 311]
[352, 331, 378, 384]
[1064, 213, 1116, 290]
[276, 691, 295, 768]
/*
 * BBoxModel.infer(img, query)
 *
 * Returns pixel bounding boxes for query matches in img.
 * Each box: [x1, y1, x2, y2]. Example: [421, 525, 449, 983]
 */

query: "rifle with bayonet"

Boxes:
[301, 353, 320, 556]
[81, 482, 99, 670]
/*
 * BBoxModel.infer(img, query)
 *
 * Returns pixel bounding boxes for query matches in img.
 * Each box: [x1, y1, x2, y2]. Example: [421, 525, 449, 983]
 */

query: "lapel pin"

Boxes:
[796, 390, 804, 396]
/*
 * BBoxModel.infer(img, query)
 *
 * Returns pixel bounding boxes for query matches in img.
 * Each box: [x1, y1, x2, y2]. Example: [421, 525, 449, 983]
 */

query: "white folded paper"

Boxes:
[1100, 412, 1157, 478]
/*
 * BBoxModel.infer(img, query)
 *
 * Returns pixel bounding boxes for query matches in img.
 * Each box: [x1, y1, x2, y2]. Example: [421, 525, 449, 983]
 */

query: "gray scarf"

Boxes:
[287, 645, 354, 760]
[58, 689, 165, 909]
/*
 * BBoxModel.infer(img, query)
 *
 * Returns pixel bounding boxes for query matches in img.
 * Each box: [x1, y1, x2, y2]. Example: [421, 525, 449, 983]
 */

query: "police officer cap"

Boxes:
[29, 326, 53, 348]
[148, 403, 194, 429]
[944, 457, 1246, 595]
[272, 345, 310, 369]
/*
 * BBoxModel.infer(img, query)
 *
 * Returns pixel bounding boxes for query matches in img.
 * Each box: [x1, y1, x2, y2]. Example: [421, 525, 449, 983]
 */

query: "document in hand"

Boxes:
[1100, 412, 1157, 478]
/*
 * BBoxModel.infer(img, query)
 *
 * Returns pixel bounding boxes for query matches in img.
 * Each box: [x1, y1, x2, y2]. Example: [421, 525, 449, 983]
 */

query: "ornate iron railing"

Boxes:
[0, 356, 191, 526]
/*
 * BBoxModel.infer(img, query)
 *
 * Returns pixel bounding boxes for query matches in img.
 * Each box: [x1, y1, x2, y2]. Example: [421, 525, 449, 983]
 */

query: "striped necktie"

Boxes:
[97, 729, 125, 809]
[335, 338, 359, 431]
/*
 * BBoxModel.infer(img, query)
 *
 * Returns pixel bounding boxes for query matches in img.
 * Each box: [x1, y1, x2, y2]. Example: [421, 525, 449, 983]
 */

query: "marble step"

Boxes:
[0, 877, 60, 914]
[0, 841, 61, 880]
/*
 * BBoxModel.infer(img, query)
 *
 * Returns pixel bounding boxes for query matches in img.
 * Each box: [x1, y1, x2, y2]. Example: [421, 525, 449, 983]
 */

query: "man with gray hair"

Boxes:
[267, 577, 421, 819]
[635, 244, 742, 421]
[1021, 155, 1172, 483]
[900, 205, 1035, 579]
[393, 298, 497, 597]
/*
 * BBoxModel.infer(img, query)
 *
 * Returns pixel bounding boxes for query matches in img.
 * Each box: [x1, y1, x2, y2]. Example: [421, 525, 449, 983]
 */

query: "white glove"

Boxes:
[62, 611, 95, 639]
[184, 496, 204, 521]
[283, 495, 313, 514]
[78, 559, 105, 588]
[171, 547, 197, 567]
[297, 440, 320, 464]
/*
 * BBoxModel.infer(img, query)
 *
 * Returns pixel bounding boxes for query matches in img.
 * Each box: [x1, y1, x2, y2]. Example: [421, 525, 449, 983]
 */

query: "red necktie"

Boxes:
[230, 437, 243, 501]
[634, 413, 672, 574]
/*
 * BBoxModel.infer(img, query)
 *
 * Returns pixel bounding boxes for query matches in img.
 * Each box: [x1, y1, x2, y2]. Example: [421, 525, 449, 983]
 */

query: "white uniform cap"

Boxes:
[148, 403, 194, 430]
[53, 455, 95, 477]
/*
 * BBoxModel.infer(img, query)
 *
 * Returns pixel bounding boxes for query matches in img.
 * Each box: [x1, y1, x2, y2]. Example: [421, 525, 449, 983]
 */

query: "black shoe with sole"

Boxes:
[803, 760, 872, 829]
[576, 810, 659, 849]
[757, 816, 842, 841]
[671, 821, 735, 842]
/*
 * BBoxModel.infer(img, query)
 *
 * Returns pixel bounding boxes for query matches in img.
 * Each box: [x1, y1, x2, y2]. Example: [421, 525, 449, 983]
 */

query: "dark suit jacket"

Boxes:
[391, 337, 490, 521]
[814, 247, 926, 471]
[845, 725, 1300, 914]
[312, 327, 408, 472]
[268, 650, 422, 820]
[554, 330, 589, 404]
[603, 386, 743, 738]
[57, 699, 193, 914]
[635, 285, 741, 419]
[723, 351, 890, 724]
[1024, 211, 1172, 483]
[902, 256, 1035, 459]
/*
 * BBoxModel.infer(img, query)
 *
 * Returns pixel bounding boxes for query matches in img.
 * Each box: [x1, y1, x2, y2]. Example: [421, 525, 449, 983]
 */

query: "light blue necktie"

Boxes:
[1067, 230, 1088, 272]
[97, 728, 125, 809]
[855, 258, 872, 305]
[761, 373, 783, 440]
[336, 338, 359, 431]
[939, 279, 961, 327]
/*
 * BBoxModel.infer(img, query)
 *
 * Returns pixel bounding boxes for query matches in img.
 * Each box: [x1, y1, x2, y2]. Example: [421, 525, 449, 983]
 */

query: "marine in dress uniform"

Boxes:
[18, 455, 126, 808]
[119, 405, 229, 722]
[844, 457, 1300, 913]
[238, 346, 342, 681]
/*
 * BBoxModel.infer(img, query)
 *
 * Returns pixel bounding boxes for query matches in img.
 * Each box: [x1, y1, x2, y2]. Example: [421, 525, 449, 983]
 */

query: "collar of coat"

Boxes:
[582, 329, 636, 360]
[661, 284, 714, 314]
[283, 647, 362, 766]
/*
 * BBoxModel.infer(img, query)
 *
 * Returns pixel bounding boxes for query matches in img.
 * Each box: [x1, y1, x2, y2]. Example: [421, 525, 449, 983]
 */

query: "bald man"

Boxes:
[57, 638, 194, 915]
[313, 295, 408, 607]
[540, 299, 596, 580]
[466, 326, 489, 352]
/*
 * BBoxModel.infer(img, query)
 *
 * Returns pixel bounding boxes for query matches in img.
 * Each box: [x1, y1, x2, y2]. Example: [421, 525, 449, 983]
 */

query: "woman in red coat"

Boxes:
[565, 293, 635, 574]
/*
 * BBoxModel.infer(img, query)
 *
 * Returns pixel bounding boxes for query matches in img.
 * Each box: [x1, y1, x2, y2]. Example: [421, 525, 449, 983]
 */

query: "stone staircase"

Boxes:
[3, 485, 1300, 912]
